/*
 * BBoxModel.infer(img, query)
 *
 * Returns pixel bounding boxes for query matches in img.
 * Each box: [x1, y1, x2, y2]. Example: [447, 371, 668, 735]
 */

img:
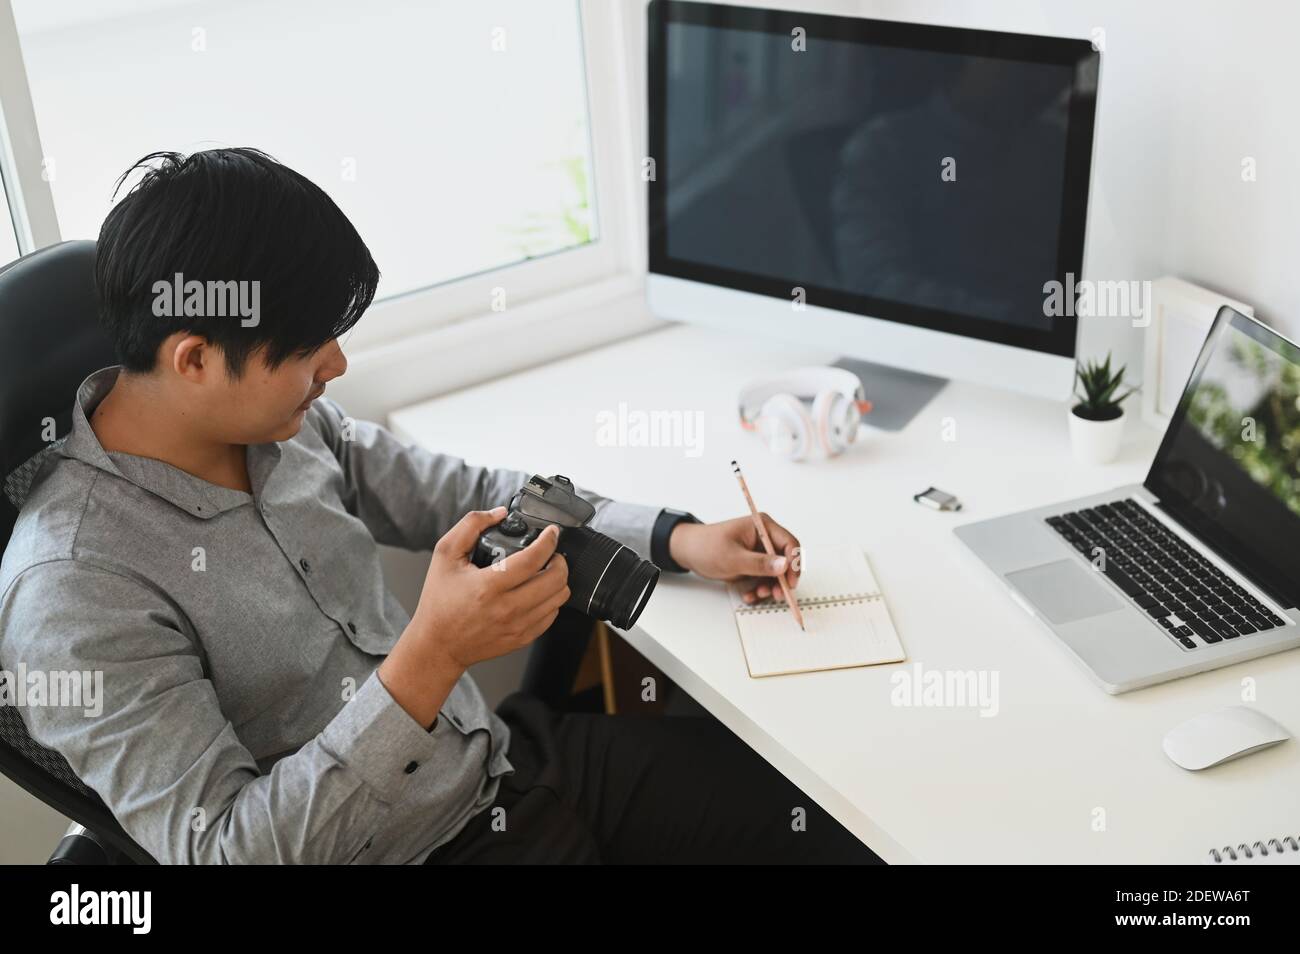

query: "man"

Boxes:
[0, 148, 878, 864]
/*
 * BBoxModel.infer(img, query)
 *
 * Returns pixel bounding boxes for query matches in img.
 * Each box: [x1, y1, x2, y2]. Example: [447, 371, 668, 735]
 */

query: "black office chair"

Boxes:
[0, 240, 598, 864]
[0, 240, 150, 864]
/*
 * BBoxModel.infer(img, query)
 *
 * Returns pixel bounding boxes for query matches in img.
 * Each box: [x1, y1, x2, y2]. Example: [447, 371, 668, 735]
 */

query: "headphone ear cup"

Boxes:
[757, 393, 812, 460]
[812, 388, 858, 457]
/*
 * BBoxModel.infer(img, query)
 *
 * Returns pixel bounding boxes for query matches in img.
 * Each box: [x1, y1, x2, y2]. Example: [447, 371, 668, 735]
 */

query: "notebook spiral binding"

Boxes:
[1208, 835, 1299, 863]
[737, 593, 880, 615]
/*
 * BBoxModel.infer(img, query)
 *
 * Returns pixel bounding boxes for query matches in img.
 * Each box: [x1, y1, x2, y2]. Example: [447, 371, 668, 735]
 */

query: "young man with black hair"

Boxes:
[0, 148, 879, 864]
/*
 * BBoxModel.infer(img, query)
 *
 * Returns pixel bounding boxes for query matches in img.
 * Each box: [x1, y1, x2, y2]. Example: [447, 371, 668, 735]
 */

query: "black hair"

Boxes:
[95, 147, 379, 377]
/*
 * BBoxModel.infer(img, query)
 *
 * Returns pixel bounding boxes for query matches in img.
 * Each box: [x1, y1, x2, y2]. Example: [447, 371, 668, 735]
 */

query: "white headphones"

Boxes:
[738, 367, 872, 461]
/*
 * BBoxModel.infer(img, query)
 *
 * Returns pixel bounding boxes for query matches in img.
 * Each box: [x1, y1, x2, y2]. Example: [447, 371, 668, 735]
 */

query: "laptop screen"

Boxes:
[1146, 307, 1300, 608]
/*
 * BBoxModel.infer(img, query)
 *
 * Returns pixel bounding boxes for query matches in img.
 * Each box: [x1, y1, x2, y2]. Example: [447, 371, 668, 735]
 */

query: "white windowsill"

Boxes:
[327, 271, 665, 424]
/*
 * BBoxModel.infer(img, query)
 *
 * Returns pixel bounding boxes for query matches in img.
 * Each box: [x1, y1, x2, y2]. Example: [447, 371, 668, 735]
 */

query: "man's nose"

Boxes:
[320, 340, 348, 381]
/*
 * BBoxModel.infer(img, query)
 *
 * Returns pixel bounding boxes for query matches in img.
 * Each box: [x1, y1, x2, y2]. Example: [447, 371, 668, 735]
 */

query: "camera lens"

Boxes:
[557, 526, 660, 630]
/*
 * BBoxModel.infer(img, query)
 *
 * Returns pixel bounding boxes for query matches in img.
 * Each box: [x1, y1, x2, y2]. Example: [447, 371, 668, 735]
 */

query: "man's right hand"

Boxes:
[379, 507, 570, 729]
[413, 506, 570, 669]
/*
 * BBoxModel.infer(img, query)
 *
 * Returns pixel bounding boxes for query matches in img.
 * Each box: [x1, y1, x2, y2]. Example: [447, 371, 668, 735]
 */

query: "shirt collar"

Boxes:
[62, 366, 282, 520]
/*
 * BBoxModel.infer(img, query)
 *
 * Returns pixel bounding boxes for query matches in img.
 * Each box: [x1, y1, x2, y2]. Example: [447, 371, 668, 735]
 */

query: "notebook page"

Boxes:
[736, 598, 905, 676]
[727, 543, 905, 677]
[727, 542, 880, 611]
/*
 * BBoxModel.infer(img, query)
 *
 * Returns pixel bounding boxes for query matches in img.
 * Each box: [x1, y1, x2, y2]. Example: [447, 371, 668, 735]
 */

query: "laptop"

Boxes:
[956, 306, 1300, 693]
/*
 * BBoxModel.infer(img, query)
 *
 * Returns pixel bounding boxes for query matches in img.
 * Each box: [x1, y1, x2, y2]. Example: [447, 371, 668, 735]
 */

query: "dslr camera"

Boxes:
[471, 474, 660, 630]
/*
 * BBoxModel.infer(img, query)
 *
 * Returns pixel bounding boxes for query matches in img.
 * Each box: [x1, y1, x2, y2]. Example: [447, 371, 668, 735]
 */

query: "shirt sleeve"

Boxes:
[0, 559, 444, 865]
[307, 396, 663, 559]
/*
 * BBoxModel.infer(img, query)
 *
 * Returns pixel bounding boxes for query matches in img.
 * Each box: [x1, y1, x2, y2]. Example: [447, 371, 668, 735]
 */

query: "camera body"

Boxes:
[471, 474, 660, 630]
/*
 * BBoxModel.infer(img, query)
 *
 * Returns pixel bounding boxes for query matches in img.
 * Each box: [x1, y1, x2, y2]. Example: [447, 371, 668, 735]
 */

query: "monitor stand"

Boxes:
[832, 357, 948, 432]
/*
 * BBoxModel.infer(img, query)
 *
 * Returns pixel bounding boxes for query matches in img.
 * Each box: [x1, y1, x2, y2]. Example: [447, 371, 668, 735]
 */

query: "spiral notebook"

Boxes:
[1205, 834, 1300, 864]
[728, 542, 905, 678]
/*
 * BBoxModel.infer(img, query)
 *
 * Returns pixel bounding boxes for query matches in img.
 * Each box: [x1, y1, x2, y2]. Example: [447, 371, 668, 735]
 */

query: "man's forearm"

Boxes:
[378, 620, 466, 730]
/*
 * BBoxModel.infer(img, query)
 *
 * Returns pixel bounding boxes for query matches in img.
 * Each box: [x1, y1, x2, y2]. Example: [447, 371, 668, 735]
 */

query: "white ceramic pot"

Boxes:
[1069, 405, 1125, 464]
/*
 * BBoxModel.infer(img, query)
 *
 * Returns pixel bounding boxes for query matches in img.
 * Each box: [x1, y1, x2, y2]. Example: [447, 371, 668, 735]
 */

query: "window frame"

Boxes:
[0, 0, 645, 350]
[0, 0, 58, 255]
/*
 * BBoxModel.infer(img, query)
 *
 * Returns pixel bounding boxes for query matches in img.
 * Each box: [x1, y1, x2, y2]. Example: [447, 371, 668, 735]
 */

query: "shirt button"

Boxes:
[299, 558, 311, 573]
[403, 761, 419, 775]
[347, 621, 357, 634]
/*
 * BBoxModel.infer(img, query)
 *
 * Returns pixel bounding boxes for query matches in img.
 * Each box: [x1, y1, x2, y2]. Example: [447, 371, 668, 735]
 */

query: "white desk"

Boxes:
[390, 323, 1300, 864]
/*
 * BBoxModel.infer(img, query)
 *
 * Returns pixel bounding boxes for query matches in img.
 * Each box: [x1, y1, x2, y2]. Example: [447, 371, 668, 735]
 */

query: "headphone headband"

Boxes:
[738, 366, 870, 427]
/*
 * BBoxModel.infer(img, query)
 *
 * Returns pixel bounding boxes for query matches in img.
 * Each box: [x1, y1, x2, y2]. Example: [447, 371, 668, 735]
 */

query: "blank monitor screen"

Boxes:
[648, 1, 1100, 357]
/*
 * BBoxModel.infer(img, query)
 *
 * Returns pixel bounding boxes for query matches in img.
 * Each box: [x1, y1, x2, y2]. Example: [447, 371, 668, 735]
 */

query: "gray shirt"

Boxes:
[0, 367, 661, 864]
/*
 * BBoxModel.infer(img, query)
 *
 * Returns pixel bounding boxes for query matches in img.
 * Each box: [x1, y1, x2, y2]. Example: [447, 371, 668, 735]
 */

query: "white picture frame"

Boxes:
[1141, 277, 1254, 429]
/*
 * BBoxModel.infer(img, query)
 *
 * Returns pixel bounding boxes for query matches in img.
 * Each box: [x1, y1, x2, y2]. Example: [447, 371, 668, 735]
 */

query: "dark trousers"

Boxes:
[424, 690, 883, 864]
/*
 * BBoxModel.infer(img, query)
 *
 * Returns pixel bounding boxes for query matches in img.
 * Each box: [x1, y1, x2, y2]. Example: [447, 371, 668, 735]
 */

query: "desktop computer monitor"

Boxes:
[646, 0, 1101, 427]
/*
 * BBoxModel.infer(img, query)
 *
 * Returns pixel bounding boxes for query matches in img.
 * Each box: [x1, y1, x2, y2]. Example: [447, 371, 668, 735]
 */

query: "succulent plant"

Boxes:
[1073, 353, 1138, 421]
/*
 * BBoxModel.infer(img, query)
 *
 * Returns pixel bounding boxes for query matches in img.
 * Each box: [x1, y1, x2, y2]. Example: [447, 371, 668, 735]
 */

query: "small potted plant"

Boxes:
[1070, 354, 1137, 464]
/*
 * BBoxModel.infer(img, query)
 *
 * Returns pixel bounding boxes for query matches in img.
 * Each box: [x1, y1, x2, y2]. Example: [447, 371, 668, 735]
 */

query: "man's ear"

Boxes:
[168, 333, 214, 383]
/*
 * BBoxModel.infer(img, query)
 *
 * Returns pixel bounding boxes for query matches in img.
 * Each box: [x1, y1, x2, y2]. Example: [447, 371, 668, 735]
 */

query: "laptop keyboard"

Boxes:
[1045, 499, 1288, 650]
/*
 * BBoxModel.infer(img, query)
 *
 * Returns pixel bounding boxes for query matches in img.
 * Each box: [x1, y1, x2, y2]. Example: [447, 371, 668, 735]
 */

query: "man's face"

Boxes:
[210, 338, 348, 444]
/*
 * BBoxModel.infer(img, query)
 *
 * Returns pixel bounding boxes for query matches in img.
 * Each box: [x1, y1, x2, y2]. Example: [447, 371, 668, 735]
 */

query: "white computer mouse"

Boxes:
[1163, 706, 1291, 771]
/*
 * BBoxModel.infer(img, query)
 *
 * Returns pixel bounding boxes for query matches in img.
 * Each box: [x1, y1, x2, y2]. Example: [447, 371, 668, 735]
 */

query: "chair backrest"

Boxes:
[0, 240, 154, 863]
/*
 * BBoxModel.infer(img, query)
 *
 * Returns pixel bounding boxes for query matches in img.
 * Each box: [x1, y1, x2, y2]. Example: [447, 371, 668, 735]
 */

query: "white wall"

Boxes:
[624, 0, 1300, 374]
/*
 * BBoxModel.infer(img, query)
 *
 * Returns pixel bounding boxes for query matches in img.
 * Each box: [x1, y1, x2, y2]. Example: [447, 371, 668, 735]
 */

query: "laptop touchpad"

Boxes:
[1005, 560, 1120, 624]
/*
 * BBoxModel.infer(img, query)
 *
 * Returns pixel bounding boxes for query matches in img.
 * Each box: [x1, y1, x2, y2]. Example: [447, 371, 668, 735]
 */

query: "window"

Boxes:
[11, 0, 602, 302]
[0, 163, 18, 266]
